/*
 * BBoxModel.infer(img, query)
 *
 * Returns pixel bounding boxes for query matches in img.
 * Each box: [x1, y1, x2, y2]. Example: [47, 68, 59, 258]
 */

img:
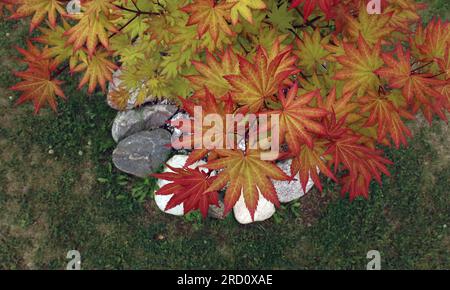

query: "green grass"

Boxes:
[0, 3, 449, 270]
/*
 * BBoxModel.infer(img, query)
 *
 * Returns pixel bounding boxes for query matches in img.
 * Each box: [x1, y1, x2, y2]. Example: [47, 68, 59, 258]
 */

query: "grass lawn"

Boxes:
[0, 1, 449, 270]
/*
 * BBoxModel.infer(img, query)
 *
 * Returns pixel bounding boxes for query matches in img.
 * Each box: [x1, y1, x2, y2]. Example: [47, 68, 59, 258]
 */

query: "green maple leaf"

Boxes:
[268, 2, 295, 32]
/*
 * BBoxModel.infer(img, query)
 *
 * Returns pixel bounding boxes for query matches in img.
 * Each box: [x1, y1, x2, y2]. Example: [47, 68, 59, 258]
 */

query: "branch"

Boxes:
[114, 4, 162, 16]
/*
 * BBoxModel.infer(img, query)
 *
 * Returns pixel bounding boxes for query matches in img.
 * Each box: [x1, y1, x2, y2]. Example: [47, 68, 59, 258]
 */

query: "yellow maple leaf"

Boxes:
[226, 0, 266, 25]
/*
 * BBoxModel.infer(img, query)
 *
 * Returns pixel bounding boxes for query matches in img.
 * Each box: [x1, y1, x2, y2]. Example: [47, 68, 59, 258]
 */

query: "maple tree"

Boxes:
[2, 0, 449, 221]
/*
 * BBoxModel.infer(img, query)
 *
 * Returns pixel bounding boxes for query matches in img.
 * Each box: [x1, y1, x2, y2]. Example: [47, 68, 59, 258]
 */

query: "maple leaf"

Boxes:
[436, 47, 450, 112]
[385, 0, 424, 32]
[64, 0, 118, 56]
[317, 86, 360, 124]
[295, 29, 330, 71]
[359, 91, 413, 148]
[376, 44, 447, 122]
[268, 83, 328, 152]
[33, 21, 86, 71]
[326, 133, 392, 200]
[202, 150, 290, 220]
[224, 45, 299, 112]
[11, 41, 65, 113]
[290, 0, 338, 20]
[10, 0, 66, 32]
[291, 141, 336, 192]
[416, 18, 450, 60]
[344, 6, 394, 45]
[152, 166, 219, 218]
[108, 85, 130, 111]
[334, 35, 383, 96]
[186, 48, 240, 99]
[181, 0, 235, 44]
[73, 49, 118, 93]
[226, 0, 266, 25]
[177, 88, 235, 166]
[268, 1, 296, 32]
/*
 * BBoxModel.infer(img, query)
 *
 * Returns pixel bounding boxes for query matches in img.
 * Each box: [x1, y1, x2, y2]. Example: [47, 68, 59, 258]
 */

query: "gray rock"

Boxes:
[208, 200, 225, 219]
[112, 129, 172, 178]
[273, 159, 315, 203]
[112, 104, 177, 142]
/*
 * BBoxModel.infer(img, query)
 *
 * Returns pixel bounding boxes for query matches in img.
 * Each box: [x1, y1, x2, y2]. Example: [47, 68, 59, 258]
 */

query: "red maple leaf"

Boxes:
[290, 0, 339, 20]
[152, 166, 219, 218]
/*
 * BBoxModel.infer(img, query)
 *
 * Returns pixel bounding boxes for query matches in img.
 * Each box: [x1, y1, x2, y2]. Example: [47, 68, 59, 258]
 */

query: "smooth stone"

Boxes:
[112, 104, 177, 142]
[233, 190, 276, 224]
[112, 129, 171, 178]
[273, 159, 315, 203]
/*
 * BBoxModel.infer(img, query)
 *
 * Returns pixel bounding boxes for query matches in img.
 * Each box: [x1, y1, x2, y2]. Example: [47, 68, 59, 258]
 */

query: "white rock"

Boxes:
[233, 189, 276, 224]
[273, 159, 315, 203]
[154, 194, 184, 216]
[155, 155, 206, 216]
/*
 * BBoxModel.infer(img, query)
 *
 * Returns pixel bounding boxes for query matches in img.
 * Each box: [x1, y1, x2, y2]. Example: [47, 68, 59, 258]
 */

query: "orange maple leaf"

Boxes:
[224, 45, 299, 112]
[73, 49, 118, 93]
[291, 141, 337, 192]
[10, 0, 66, 32]
[326, 133, 392, 200]
[10, 41, 65, 113]
[181, 0, 235, 43]
[359, 91, 414, 148]
[64, 0, 118, 56]
[177, 88, 236, 166]
[203, 149, 290, 220]
[416, 18, 450, 60]
[334, 35, 383, 97]
[268, 83, 328, 152]
[376, 44, 447, 122]
[185, 48, 240, 99]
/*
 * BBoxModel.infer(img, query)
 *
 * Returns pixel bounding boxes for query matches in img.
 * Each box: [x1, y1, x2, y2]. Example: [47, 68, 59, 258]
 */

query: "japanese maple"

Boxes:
[2, 0, 449, 221]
